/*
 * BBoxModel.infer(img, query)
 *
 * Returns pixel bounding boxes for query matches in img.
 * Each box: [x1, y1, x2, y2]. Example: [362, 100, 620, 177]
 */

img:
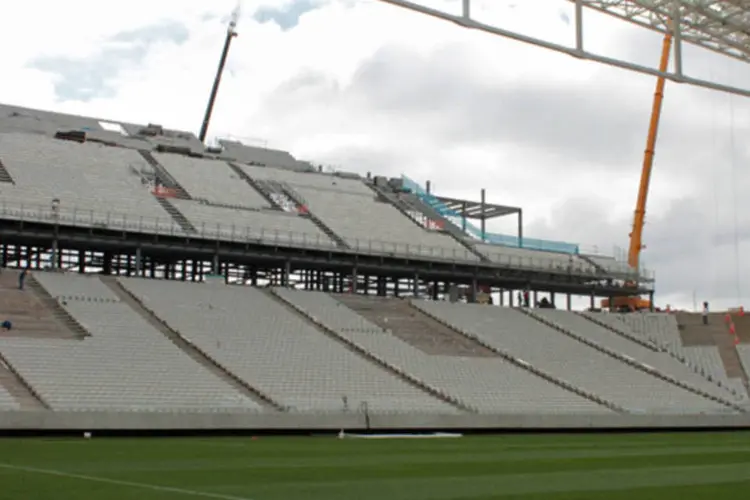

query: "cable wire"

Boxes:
[728, 64, 742, 303]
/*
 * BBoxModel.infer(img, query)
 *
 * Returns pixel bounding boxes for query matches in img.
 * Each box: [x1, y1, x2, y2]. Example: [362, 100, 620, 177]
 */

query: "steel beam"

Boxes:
[373, 0, 750, 97]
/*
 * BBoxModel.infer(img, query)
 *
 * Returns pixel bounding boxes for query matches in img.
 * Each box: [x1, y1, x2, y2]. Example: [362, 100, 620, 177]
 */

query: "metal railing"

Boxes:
[0, 199, 653, 280]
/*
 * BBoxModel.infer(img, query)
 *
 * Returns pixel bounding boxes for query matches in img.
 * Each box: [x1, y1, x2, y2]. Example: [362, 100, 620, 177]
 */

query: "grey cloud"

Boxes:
[256, 40, 750, 308]
[29, 21, 189, 102]
[261, 43, 723, 173]
[525, 191, 750, 306]
[349, 45, 725, 171]
[253, 0, 320, 31]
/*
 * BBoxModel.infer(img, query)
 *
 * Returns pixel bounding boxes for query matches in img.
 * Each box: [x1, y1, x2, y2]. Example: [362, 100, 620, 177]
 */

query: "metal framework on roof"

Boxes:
[435, 195, 520, 219]
[581, 0, 750, 63]
[373, 0, 750, 97]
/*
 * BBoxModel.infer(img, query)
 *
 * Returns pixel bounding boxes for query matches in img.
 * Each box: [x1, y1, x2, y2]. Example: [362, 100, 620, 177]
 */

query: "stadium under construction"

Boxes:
[2, 0, 750, 438]
[0, 102, 652, 311]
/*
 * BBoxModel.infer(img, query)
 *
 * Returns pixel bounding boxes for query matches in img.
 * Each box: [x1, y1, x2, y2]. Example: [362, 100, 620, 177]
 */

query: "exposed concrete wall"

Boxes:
[1, 411, 750, 431]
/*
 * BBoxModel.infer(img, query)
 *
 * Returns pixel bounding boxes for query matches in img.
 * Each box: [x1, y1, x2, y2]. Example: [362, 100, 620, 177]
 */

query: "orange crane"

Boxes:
[602, 28, 673, 312]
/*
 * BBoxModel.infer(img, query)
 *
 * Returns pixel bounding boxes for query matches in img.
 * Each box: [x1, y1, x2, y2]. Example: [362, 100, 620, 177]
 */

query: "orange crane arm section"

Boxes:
[628, 31, 673, 271]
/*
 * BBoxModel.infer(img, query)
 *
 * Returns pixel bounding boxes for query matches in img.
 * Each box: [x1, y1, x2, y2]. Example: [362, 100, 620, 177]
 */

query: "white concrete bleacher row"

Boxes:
[606, 312, 744, 397]
[218, 140, 306, 170]
[0, 133, 178, 233]
[534, 309, 737, 404]
[171, 199, 336, 249]
[415, 301, 730, 414]
[476, 242, 596, 274]
[152, 153, 270, 209]
[274, 288, 607, 414]
[239, 164, 480, 261]
[0, 382, 18, 410]
[0, 272, 260, 412]
[0, 131, 623, 270]
[119, 278, 451, 414]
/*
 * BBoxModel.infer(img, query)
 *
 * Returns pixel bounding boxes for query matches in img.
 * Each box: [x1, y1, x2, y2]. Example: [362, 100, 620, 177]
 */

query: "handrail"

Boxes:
[0, 198, 653, 281]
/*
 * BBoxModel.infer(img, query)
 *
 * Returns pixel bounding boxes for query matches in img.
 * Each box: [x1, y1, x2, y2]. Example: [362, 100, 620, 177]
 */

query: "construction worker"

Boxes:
[702, 301, 709, 325]
[18, 266, 30, 290]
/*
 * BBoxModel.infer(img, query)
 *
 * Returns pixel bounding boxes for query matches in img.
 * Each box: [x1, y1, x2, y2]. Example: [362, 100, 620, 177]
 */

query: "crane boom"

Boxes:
[628, 30, 673, 271]
[602, 28, 672, 312]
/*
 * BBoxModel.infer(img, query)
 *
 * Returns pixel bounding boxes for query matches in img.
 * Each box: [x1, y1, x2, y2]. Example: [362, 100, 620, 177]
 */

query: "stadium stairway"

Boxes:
[154, 197, 198, 234]
[409, 300, 624, 412]
[336, 294, 498, 357]
[732, 314, 750, 344]
[0, 356, 48, 410]
[676, 312, 727, 346]
[521, 308, 745, 412]
[23, 273, 90, 339]
[253, 179, 299, 212]
[137, 150, 191, 199]
[226, 161, 282, 207]
[267, 288, 474, 413]
[0, 270, 85, 340]
[677, 312, 750, 393]
[227, 161, 351, 249]
[368, 183, 490, 263]
[276, 184, 352, 250]
[0, 158, 14, 184]
[104, 277, 283, 411]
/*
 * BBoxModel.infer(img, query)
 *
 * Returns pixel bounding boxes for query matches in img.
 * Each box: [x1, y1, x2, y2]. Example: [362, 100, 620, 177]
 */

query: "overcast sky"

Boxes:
[1, 0, 750, 310]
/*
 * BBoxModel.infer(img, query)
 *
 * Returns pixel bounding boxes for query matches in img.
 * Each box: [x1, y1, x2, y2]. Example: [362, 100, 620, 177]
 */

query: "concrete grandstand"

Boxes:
[0, 103, 747, 431]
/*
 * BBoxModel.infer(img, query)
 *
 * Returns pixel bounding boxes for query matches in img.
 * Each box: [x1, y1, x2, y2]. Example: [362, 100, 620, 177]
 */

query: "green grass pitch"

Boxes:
[1, 432, 749, 499]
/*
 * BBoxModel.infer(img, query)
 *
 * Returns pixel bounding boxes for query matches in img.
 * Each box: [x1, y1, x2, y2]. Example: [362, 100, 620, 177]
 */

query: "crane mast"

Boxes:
[604, 28, 672, 312]
[628, 30, 673, 271]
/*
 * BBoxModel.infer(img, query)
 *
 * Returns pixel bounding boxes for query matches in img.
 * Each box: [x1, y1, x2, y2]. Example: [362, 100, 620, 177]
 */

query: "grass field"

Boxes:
[1, 432, 750, 499]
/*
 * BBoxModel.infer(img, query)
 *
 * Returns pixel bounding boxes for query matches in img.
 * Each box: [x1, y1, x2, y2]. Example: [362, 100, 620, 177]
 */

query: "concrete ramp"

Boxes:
[676, 313, 726, 346]
[336, 295, 499, 357]
[0, 270, 82, 339]
[676, 312, 748, 388]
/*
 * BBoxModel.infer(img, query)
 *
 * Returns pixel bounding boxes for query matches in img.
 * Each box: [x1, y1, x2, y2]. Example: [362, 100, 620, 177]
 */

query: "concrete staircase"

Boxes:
[227, 162, 350, 249]
[369, 183, 489, 263]
[267, 288, 473, 413]
[732, 314, 750, 344]
[336, 294, 498, 357]
[138, 150, 191, 200]
[155, 197, 197, 234]
[0, 357, 48, 410]
[676, 312, 750, 392]
[102, 277, 283, 411]
[0, 159, 14, 184]
[677, 312, 726, 346]
[279, 184, 351, 250]
[226, 162, 281, 208]
[6, 272, 89, 339]
[521, 308, 744, 412]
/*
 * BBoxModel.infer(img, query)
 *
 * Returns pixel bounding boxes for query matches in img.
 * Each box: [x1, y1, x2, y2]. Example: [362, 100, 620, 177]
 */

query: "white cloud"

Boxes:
[2, 0, 750, 310]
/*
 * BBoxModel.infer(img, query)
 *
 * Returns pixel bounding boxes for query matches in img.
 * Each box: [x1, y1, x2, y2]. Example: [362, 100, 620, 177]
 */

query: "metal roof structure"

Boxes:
[579, 0, 750, 63]
[374, 0, 750, 97]
[434, 195, 520, 219]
